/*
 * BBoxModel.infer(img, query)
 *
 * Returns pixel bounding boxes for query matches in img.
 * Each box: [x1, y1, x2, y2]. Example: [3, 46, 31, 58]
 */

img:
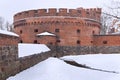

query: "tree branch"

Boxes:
[102, 12, 120, 19]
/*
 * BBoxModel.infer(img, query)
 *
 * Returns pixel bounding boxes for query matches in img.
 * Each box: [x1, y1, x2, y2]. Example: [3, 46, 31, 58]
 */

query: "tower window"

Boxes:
[77, 29, 80, 33]
[92, 31, 95, 34]
[77, 40, 80, 44]
[56, 40, 60, 43]
[20, 40, 23, 43]
[55, 29, 60, 32]
[91, 41, 93, 43]
[20, 30, 22, 34]
[103, 41, 107, 44]
[34, 29, 38, 32]
[34, 40, 37, 43]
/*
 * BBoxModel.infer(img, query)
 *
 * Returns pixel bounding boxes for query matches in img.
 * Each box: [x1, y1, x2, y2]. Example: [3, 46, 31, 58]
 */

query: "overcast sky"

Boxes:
[0, 0, 110, 23]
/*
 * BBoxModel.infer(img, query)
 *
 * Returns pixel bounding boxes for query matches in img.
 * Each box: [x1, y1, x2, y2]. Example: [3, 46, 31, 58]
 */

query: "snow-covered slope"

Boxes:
[7, 54, 120, 80]
[18, 43, 50, 57]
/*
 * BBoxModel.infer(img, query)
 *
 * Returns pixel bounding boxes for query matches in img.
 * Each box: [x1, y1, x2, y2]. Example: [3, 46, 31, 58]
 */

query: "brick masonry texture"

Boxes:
[0, 45, 19, 80]
[13, 7, 101, 46]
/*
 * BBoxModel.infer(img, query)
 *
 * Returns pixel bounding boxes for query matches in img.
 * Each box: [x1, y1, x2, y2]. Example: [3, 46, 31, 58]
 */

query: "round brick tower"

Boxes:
[14, 7, 101, 46]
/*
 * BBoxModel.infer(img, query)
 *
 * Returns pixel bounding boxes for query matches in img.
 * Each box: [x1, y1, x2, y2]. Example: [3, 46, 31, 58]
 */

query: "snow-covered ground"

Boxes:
[18, 43, 50, 57]
[7, 54, 120, 80]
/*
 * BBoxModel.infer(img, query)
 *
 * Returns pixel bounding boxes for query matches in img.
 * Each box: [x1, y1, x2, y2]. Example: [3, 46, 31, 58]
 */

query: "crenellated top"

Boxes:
[14, 7, 101, 22]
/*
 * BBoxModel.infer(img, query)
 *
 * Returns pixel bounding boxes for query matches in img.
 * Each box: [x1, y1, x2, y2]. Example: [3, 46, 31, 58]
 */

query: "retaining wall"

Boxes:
[56, 46, 120, 55]
[0, 45, 19, 80]
[18, 51, 57, 72]
[4, 45, 120, 80]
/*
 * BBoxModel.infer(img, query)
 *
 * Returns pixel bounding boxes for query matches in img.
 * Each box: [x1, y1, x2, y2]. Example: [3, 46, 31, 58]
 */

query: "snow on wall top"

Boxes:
[0, 30, 19, 37]
[18, 43, 50, 57]
[37, 32, 56, 36]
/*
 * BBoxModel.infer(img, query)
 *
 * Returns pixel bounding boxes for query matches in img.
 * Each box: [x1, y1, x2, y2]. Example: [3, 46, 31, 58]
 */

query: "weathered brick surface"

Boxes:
[0, 34, 19, 46]
[0, 33, 19, 80]
[14, 8, 101, 21]
[14, 7, 101, 46]
[93, 35, 120, 46]
[93, 46, 120, 54]
[37, 36, 56, 45]
[0, 45, 19, 80]
[18, 51, 57, 73]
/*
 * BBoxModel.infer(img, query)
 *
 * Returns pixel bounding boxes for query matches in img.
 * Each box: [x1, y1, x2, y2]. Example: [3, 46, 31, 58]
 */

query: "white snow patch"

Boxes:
[0, 30, 19, 37]
[37, 32, 56, 36]
[62, 54, 120, 72]
[18, 43, 50, 57]
[7, 54, 120, 80]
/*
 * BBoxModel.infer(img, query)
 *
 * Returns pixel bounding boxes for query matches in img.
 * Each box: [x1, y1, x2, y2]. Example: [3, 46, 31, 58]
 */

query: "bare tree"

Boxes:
[5, 21, 10, 31]
[101, 0, 120, 34]
[100, 14, 112, 34]
[0, 17, 4, 30]
[5, 21, 13, 31]
[9, 24, 14, 31]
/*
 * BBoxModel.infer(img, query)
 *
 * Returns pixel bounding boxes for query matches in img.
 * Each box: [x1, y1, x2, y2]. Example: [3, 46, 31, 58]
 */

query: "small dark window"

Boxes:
[56, 40, 60, 43]
[86, 12, 89, 14]
[49, 42, 53, 45]
[34, 10, 38, 13]
[20, 40, 23, 43]
[34, 29, 38, 32]
[77, 29, 80, 33]
[34, 40, 38, 43]
[53, 55, 57, 57]
[55, 29, 60, 33]
[1, 67, 4, 72]
[77, 40, 80, 44]
[103, 41, 107, 44]
[20, 30, 22, 34]
[92, 31, 95, 34]
[91, 41, 93, 43]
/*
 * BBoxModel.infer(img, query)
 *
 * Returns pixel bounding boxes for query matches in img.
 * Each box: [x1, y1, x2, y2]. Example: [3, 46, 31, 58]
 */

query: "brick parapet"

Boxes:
[14, 8, 101, 22]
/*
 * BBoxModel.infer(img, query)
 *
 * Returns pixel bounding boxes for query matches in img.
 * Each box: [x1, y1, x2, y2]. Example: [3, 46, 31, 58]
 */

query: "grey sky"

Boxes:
[0, 0, 109, 23]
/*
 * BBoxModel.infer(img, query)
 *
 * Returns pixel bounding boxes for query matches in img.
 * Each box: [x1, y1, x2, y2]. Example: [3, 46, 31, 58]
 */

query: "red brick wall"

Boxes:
[93, 35, 120, 46]
[0, 34, 19, 46]
[37, 36, 56, 45]
[14, 8, 101, 21]
[14, 7, 101, 46]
